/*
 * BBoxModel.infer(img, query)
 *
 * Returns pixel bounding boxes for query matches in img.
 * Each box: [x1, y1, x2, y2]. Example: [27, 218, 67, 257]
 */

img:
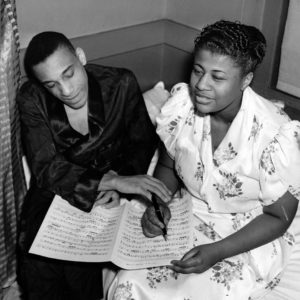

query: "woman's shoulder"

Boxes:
[169, 82, 190, 96]
[156, 83, 193, 126]
[156, 83, 194, 158]
[245, 88, 290, 137]
[158, 82, 192, 115]
[259, 120, 300, 203]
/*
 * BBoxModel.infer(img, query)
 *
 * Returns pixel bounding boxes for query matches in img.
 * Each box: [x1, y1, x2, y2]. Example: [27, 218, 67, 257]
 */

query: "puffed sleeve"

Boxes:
[259, 121, 300, 205]
[156, 83, 193, 158]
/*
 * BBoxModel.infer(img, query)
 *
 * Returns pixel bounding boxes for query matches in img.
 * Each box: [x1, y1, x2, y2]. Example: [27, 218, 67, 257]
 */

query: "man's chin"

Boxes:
[63, 96, 87, 110]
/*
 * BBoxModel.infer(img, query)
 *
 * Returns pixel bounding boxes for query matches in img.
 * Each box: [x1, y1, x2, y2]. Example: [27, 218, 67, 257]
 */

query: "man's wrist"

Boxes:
[98, 170, 119, 191]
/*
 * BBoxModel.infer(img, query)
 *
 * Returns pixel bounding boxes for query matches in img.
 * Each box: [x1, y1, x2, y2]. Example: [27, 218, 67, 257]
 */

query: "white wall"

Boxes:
[17, 0, 299, 107]
[16, 0, 168, 48]
[16, 0, 267, 49]
[165, 0, 265, 29]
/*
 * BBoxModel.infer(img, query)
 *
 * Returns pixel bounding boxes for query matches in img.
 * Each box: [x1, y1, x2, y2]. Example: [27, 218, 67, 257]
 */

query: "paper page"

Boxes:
[111, 196, 193, 269]
[29, 195, 124, 262]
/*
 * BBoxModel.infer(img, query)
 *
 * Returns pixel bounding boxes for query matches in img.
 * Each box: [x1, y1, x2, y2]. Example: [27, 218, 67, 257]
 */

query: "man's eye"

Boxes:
[45, 83, 55, 89]
[65, 69, 74, 78]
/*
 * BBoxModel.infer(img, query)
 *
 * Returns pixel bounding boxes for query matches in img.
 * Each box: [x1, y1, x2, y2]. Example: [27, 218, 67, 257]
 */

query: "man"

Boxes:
[17, 31, 170, 300]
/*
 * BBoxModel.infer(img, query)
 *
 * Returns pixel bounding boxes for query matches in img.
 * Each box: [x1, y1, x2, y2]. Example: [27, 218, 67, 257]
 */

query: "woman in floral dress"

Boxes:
[108, 20, 300, 300]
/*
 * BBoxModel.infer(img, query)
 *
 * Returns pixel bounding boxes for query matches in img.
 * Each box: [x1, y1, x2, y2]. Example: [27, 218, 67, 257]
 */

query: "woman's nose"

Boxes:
[196, 74, 209, 90]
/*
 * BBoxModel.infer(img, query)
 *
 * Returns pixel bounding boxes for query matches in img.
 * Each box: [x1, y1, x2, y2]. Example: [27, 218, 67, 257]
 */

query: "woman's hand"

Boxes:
[99, 170, 172, 203]
[169, 243, 221, 274]
[93, 190, 120, 209]
[141, 198, 171, 238]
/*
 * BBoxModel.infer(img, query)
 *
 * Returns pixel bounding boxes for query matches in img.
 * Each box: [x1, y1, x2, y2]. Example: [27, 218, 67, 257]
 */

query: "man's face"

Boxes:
[33, 46, 88, 109]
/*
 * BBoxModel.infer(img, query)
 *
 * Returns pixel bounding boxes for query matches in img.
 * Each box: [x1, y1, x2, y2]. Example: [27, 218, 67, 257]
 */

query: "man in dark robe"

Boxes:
[17, 31, 171, 300]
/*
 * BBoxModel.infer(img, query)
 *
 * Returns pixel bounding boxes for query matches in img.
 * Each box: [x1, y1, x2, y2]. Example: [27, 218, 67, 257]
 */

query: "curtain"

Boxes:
[0, 0, 26, 295]
[276, 0, 300, 98]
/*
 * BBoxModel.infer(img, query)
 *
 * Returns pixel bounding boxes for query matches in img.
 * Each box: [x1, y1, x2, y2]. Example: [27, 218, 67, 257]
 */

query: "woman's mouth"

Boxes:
[194, 94, 213, 104]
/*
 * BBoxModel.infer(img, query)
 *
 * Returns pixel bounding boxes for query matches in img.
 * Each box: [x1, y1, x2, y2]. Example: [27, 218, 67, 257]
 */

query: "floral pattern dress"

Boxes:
[107, 84, 300, 300]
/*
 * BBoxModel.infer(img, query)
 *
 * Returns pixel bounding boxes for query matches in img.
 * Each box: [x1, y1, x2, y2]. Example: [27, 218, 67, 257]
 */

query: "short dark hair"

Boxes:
[194, 20, 266, 75]
[24, 31, 76, 80]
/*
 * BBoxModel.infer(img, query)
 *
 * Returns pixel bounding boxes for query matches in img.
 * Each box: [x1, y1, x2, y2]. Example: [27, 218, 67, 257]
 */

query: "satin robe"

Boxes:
[17, 64, 158, 300]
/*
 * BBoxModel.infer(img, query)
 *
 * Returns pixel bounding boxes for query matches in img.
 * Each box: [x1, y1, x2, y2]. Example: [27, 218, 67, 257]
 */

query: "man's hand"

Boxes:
[141, 199, 171, 238]
[100, 170, 172, 203]
[93, 190, 120, 209]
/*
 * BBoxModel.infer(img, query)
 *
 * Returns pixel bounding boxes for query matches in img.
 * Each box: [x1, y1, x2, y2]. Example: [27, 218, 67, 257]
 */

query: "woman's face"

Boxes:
[190, 49, 251, 118]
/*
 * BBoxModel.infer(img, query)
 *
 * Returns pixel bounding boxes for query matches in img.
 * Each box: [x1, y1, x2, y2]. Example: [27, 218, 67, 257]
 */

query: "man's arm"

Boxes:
[17, 82, 102, 212]
[96, 70, 172, 202]
[117, 70, 159, 175]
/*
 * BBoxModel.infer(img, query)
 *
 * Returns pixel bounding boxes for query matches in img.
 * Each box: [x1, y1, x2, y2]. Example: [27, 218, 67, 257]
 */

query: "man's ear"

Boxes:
[241, 72, 253, 91]
[75, 47, 87, 66]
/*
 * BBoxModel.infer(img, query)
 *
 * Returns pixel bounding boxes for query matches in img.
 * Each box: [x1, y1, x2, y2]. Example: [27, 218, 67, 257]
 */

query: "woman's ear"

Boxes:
[241, 72, 253, 91]
[75, 47, 87, 66]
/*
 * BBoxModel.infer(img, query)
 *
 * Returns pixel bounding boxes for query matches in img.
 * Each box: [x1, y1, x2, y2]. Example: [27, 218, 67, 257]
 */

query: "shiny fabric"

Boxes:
[17, 64, 158, 299]
[108, 84, 300, 300]
[0, 0, 27, 295]
[18, 65, 158, 214]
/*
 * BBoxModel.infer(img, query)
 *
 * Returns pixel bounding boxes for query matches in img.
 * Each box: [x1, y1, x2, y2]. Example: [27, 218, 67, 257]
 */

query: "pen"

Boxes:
[152, 197, 168, 241]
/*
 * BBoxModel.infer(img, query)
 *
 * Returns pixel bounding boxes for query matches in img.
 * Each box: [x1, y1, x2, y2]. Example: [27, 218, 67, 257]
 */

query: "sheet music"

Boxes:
[112, 198, 193, 269]
[30, 195, 193, 269]
[30, 196, 124, 261]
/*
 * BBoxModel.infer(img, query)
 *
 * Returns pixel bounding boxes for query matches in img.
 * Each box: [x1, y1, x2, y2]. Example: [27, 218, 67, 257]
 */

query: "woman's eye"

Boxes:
[213, 76, 225, 81]
[193, 68, 203, 75]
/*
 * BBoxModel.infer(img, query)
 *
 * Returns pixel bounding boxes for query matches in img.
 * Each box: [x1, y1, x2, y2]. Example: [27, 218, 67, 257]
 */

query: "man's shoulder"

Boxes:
[17, 79, 46, 105]
[19, 79, 41, 93]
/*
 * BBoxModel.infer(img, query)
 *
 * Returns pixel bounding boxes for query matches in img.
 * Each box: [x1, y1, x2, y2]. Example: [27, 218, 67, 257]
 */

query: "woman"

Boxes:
[107, 20, 300, 300]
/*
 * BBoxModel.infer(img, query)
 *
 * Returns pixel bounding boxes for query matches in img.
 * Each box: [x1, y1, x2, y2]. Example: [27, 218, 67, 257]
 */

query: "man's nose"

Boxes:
[60, 81, 73, 96]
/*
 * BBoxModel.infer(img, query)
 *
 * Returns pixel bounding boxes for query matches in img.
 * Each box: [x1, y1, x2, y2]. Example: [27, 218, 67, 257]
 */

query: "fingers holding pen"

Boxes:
[141, 201, 171, 238]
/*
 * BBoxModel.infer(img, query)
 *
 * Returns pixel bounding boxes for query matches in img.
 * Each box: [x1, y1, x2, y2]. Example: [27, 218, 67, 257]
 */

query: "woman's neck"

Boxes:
[210, 94, 242, 124]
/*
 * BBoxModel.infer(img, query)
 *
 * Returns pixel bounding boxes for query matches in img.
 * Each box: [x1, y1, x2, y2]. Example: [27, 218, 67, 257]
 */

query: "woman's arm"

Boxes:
[153, 143, 181, 195]
[219, 191, 298, 258]
[138, 143, 180, 237]
[170, 191, 298, 274]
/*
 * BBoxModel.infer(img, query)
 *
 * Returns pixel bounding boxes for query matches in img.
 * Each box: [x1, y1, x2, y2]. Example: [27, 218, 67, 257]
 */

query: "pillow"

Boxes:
[143, 81, 170, 125]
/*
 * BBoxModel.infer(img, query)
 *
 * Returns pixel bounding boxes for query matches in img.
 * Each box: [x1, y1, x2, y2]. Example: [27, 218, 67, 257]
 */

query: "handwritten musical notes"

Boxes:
[29, 195, 193, 269]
